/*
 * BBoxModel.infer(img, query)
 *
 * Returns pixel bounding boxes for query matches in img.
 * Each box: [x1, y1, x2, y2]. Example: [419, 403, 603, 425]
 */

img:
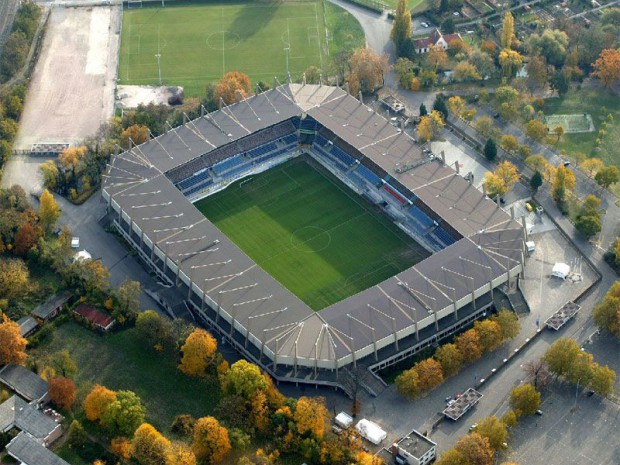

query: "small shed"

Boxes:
[335, 412, 354, 429]
[355, 419, 387, 445]
[552, 263, 570, 279]
[73, 304, 115, 331]
[32, 293, 71, 322]
[17, 317, 39, 338]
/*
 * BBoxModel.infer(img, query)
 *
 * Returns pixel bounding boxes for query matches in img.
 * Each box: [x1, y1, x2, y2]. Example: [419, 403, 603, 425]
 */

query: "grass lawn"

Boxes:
[31, 321, 220, 433]
[119, 1, 363, 97]
[195, 158, 429, 311]
[544, 87, 620, 194]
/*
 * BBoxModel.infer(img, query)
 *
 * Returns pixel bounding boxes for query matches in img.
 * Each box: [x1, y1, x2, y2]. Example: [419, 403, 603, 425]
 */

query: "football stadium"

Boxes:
[102, 83, 527, 393]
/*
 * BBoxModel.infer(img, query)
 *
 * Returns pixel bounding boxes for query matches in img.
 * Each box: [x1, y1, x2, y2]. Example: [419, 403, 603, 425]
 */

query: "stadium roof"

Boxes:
[103, 84, 525, 369]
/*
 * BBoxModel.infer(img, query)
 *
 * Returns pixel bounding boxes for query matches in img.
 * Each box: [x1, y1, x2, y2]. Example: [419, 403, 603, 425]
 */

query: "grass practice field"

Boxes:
[196, 158, 429, 311]
[544, 114, 593, 133]
[119, 1, 363, 97]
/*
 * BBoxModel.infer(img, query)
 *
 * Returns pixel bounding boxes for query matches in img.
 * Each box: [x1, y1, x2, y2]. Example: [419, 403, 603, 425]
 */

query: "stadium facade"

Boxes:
[103, 84, 527, 390]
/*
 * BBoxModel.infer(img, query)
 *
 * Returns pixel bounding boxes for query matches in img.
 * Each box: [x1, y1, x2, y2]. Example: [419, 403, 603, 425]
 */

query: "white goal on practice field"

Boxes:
[127, 0, 143, 8]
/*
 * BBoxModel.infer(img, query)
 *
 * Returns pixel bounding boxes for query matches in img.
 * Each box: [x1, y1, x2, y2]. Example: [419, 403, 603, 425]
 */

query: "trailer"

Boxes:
[355, 419, 387, 445]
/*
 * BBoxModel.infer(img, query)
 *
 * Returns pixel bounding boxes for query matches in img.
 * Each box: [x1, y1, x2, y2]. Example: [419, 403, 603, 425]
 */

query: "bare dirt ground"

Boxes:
[12, 5, 121, 151]
[116, 85, 178, 109]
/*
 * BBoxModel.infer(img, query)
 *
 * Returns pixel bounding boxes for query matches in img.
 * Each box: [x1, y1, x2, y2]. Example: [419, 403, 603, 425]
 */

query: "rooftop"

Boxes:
[0, 395, 60, 439]
[6, 432, 70, 465]
[17, 316, 38, 337]
[0, 365, 48, 403]
[396, 429, 436, 459]
[545, 301, 581, 330]
[32, 293, 71, 319]
[73, 304, 115, 330]
[443, 387, 484, 420]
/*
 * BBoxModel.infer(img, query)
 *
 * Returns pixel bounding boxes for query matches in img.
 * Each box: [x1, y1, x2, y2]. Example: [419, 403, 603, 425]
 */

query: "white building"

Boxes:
[391, 429, 437, 465]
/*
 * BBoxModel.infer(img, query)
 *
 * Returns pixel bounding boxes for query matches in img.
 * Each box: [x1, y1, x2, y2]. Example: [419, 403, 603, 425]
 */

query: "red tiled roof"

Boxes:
[73, 304, 115, 329]
[414, 37, 436, 49]
[444, 33, 463, 43]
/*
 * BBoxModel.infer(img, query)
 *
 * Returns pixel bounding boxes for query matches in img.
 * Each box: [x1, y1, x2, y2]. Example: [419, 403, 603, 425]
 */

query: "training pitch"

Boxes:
[196, 158, 429, 311]
[119, 1, 329, 96]
[544, 114, 594, 133]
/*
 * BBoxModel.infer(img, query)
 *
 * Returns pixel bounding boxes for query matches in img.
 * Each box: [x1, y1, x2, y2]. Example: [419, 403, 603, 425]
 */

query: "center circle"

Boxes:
[290, 226, 331, 252]
[206, 31, 241, 51]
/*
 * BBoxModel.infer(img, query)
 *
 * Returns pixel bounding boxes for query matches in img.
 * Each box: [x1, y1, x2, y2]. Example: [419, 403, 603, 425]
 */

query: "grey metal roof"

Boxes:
[0, 396, 59, 439]
[17, 317, 38, 337]
[0, 365, 48, 402]
[102, 84, 525, 369]
[32, 293, 71, 319]
[6, 432, 70, 465]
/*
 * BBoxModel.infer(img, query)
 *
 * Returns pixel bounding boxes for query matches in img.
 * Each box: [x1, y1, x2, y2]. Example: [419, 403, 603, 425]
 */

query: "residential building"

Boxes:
[0, 365, 49, 404]
[414, 28, 463, 53]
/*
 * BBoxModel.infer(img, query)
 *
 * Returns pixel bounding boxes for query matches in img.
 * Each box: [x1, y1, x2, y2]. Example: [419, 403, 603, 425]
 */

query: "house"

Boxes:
[73, 304, 116, 331]
[16, 316, 39, 338]
[6, 432, 70, 465]
[391, 429, 437, 465]
[0, 365, 49, 404]
[32, 292, 71, 322]
[414, 28, 463, 54]
[0, 395, 62, 446]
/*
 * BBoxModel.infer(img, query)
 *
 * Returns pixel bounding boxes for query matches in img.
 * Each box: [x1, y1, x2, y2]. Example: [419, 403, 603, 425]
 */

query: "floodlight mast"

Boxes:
[155, 53, 162, 85]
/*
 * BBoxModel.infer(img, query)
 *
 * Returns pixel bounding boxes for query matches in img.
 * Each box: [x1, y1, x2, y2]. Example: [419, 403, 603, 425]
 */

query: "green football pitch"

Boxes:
[119, 1, 363, 97]
[195, 158, 429, 311]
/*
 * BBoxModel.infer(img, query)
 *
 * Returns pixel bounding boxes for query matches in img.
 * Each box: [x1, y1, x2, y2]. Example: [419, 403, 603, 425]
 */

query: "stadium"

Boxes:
[102, 83, 527, 393]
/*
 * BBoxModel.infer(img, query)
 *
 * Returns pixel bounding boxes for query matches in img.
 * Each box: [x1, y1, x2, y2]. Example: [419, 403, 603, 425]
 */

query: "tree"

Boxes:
[530, 171, 543, 191]
[83, 385, 117, 422]
[59, 146, 86, 181]
[496, 86, 520, 104]
[395, 368, 420, 399]
[178, 328, 218, 377]
[575, 214, 601, 238]
[553, 125, 564, 143]
[38, 189, 61, 234]
[595, 166, 619, 189]
[509, 384, 540, 416]
[67, 420, 87, 449]
[121, 124, 149, 148]
[526, 55, 548, 91]
[168, 442, 197, 465]
[111, 437, 134, 462]
[64, 258, 111, 297]
[37, 159, 58, 190]
[499, 134, 519, 153]
[171, 414, 196, 437]
[221, 360, 268, 400]
[193, 416, 231, 464]
[551, 164, 575, 203]
[593, 282, 620, 337]
[434, 343, 464, 377]
[473, 319, 502, 352]
[50, 350, 78, 378]
[591, 49, 620, 88]
[453, 62, 481, 82]
[102, 390, 146, 437]
[589, 363, 616, 396]
[136, 310, 173, 351]
[116, 278, 141, 320]
[435, 448, 467, 465]
[304, 66, 321, 84]
[500, 12, 515, 49]
[391, 0, 412, 58]
[347, 48, 389, 95]
[475, 416, 508, 451]
[522, 359, 551, 390]
[454, 433, 494, 465]
[525, 155, 551, 181]
[433, 94, 449, 120]
[417, 110, 445, 142]
[294, 396, 329, 437]
[419, 103, 428, 117]
[413, 358, 444, 392]
[492, 309, 520, 340]
[448, 96, 466, 118]
[14, 223, 38, 256]
[499, 49, 524, 78]
[528, 29, 568, 67]
[428, 45, 448, 71]
[215, 72, 252, 105]
[484, 161, 520, 198]
[581, 158, 604, 177]
[0, 316, 27, 366]
[476, 117, 497, 139]
[0, 32, 29, 80]
[525, 120, 548, 142]
[549, 70, 569, 96]
[132, 423, 171, 465]
[394, 58, 415, 89]
[544, 338, 582, 378]
[455, 328, 483, 363]
[49, 377, 77, 410]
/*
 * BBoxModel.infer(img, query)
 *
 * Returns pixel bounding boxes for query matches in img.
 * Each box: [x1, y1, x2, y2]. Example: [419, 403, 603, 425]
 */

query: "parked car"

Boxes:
[71, 237, 80, 249]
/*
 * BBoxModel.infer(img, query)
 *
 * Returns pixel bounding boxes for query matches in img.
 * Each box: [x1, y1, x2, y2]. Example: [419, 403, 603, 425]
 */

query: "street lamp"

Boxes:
[284, 47, 290, 77]
[155, 53, 162, 85]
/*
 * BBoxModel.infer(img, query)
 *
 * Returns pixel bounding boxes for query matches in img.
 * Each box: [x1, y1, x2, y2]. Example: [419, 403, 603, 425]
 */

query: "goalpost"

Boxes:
[127, 0, 143, 8]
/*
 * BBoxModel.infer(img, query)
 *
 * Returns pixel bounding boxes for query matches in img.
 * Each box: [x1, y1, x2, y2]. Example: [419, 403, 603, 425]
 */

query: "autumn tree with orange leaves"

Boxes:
[121, 124, 149, 149]
[49, 377, 77, 410]
[83, 385, 117, 422]
[412, 358, 444, 392]
[215, 72, 252, 105]
[192, 416, 231, 464]
[132, 423, 171, 465]
[455, 328, 483, 363]
[178, 328, 218, 377]
[0, 316, 27, 366]
[592, 49, 620, 88]
[294, 396, 329, 438]
[347, 48, 389, 95]
[14, 222, 38, 256]
[110, 436, 133, 462]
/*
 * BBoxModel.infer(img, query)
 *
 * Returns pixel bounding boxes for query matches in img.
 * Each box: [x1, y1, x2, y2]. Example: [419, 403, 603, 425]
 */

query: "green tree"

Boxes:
[115, 278, 141, 322]
[499, 49, 524, 78]
[419, 102, 428, 117]
[136, 310, 173, 351]
[433, 94, 449, 120]
[525, 120, 548, 142]
[221, 360, 268, 400]
[391, 0, 412, 58]
[589, 363, 616, 396]
[395, 368, 421, 399]
[500, 134, 519, 154]
[475, 416, 508, 451]
[67, 420, 87, 449]
[50, 350, 78, 379]
[500, 12, 515, 49]
[575, 215, 601, 238]
[434, 343, 464, 377]
[544, 338, 582, 378]
[492, 309, 520, 340]
[39, 161, 59, 190]
[0, 32, 28, 81]
[593, 282, 620, 337]
[442, 17, 456, 34]
[549, 70, 569, 96]
[102, 390, 146, 437]
[530, 170, 543, 191]
[595, 166, 619, 189]
[509, 384, 540, 416]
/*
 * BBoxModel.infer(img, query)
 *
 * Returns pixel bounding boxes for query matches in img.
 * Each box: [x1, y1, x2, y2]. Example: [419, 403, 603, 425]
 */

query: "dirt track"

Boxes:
[13, 6, 121, 151]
